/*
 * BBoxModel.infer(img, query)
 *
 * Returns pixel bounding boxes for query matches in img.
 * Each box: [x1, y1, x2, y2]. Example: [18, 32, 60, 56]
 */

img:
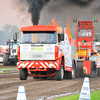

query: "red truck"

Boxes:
[74, 19, 100, 77]
[15, 20, 78, 80]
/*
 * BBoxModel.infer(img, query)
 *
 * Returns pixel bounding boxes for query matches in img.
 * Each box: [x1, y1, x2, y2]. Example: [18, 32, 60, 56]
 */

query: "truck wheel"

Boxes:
[96, 68, 99, 75]
[64, 70, 67, 79]
[90, 61, 96, 77]
[71, 63, 76, 79]
[10, 61, 17, 66]
[65, 62, 75, 79]
[14, 61, 17, 66]
[98, 68, 100, 76]
[3, 53, 10, 66]
[75, 61, 83, 78]
[13, 61, 17, 66]
[55, 65, 64, 81]
[15, 58, 18, 66]
[19, 69, 27, 80]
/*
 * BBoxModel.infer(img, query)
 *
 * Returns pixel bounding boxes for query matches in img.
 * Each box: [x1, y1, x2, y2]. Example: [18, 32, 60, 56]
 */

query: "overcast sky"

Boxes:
[0, 0, 100, 33]
[0, 0, 32, 29]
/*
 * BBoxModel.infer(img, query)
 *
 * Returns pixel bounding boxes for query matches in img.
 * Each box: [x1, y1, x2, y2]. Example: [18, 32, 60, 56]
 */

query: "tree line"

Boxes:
[0, 24, 20, 45]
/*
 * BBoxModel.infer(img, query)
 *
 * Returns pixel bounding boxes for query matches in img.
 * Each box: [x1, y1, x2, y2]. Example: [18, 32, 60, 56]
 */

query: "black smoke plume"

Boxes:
[12, 0, 91, 26]
[25, 0, 50, 25]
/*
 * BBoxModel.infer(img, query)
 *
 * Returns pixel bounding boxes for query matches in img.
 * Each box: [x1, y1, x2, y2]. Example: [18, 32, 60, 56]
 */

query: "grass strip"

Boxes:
[0, 71, 18, 74]
[0, 68, 17, 70]
[55, 90, 100, 100]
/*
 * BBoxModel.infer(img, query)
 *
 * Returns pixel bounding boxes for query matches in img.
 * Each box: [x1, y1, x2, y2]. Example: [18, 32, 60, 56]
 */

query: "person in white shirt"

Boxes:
[82, 30, 91, 36]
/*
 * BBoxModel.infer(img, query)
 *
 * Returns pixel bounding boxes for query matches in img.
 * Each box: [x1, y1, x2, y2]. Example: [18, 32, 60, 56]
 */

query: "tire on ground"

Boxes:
[19, 69, 28, 80]
[10, 61, 17, 66]
[15, 61, 17, 66]
[55, 65, 64, 81]
[90, 61, 96, 77]
[64, 61, 75, 79]
[75, 61, 83, 78]
[98, 68, 100, 76]
[3, 53, 10, 66]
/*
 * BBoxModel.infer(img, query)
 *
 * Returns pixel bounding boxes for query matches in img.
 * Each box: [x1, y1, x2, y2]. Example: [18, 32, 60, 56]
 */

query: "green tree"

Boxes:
[10, 25, 20, 34]
[0, 24, 20, 45]
[0, 30, 5, 45]
[2, 24, 12, 33]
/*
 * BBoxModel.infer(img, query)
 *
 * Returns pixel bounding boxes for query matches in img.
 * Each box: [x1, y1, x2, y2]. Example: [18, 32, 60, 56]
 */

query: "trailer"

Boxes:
[16, 20, 78, 80]
[74, 19, 100, 77]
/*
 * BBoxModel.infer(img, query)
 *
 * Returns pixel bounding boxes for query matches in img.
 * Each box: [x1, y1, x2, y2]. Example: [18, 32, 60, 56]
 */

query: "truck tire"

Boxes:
[90, 61, 96, 77]
[19, 69, 27, 80]
[75, 61, 83, 78]
[13, 61, 17, 66]
[15, 61, 17, 66]
[64, 62, 75, 79]
[98, 68, 100, 76]
[55, 65, 64, 81]
[3, 53, 10, 66]
[96, 68, 99, 75]
[10, 61, 17, 66]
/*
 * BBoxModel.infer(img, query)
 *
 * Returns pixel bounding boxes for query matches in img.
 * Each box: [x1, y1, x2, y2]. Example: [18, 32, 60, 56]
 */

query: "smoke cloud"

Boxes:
[11, 0, 100, 33]
[25, 0, 50, 25]
[39, 0, 100, 38]
[12, 0, 50, 25]
[25, 0, 91, 25]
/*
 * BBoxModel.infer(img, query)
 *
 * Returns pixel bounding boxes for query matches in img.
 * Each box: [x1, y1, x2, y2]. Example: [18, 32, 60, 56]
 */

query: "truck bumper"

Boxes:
[17, 61, 60, 71]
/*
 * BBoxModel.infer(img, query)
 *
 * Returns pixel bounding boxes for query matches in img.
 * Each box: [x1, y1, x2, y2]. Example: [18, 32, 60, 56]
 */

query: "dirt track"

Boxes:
[0, 0, 100, 100]
[0, 67, 100, 100]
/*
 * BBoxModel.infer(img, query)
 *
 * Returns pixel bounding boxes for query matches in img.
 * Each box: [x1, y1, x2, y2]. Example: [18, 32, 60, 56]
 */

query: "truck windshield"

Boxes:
[12, 43, 19, 49]
[21, 31, 57, 44]
[78, 29, 92, 37]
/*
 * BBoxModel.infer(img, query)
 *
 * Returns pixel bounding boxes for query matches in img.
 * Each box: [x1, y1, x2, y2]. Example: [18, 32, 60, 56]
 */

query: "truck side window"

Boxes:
[58, 34, 60, 42]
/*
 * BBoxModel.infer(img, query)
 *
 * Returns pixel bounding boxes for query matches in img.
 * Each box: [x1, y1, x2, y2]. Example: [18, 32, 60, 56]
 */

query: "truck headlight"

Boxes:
[48, 63, 54, 67]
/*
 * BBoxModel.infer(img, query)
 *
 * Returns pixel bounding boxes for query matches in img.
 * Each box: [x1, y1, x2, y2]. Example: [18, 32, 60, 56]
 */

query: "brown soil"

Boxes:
[0, 68, 100, 100]
[0, 0, 100, 100]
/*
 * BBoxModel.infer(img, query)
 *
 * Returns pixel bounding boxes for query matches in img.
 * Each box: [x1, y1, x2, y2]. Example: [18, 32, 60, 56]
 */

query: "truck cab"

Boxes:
[76, 21, 95, 60]
[19, 25, 63, 61]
